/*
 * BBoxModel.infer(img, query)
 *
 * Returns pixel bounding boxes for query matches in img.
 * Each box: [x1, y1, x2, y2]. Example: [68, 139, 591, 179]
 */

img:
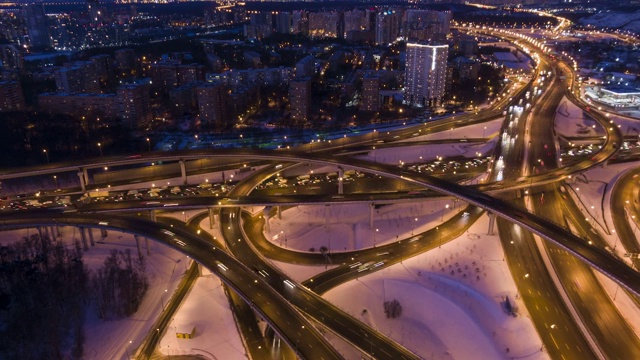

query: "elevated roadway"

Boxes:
[21, 146, 639, 297]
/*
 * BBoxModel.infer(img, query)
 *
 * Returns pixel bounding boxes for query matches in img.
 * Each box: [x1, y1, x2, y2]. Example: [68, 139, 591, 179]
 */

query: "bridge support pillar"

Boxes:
[179, 160, 187, 185]
[277, 206, 282, 220]
[36, 226, 43, 239]
[150, 210, 157, 223]
[88, 228, 95, 247]
[487, 212, 496, 236]
[49, 226, 56, 241]
[79, 227, 89, 251]
[77, 171, 86, 192]
[145, 237, 150, 256]
[43, 226, 51, 240]
[209, 207, 216, 229]
[264, 212, 271, 234]
[369, 203, 375, 230]
[101, 229, 108, 238]
[134, 235, 142, 260]
[338, 168, 344, 195]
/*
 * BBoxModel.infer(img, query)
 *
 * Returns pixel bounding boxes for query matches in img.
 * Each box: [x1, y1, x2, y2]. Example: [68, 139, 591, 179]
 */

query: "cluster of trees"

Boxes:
[0, 235, 150, 359]
[383, 299, 403, 319]
[0, 234, 88, 359]
[92, 249, 149, 319]
[0, 111, 138, 167]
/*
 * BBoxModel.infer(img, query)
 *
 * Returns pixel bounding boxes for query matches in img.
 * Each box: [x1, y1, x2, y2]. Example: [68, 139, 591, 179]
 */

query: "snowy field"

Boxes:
[357, 118, 503, 166]
[266, 200, 461, 255]
[271, 209, 547, 360]
[156, 215, 246, 359]
[556, 94, 640, 138]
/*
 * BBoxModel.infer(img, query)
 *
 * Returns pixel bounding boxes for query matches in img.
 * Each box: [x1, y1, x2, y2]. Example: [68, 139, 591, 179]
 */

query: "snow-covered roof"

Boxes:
[602, 85, 640, 96]
[492, 52, 519, 62]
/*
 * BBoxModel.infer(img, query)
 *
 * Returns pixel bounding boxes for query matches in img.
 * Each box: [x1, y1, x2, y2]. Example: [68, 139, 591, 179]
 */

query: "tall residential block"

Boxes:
[361, 73, 380, 111]
[404, 42, 448, 107]
[149, 60, 205, 92]
[289, 77, 311, 123]
[117, 83, 152, 127]
[308, 11, 340, 38]
[115, 48, 137, 75]
[39, 93, 118, 118]
[376, 9, 401, 46]
[275, 12, 292, 34]
[54, 61, 101, 94]
[196, 82, 228, 129]
[22, 4, 51, 49]
[295, 55, 315, 78]
[0, 81, 25, 111]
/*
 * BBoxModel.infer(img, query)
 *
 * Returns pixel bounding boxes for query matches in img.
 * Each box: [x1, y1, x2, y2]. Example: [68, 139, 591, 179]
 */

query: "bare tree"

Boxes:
[383, 299, 403, 319]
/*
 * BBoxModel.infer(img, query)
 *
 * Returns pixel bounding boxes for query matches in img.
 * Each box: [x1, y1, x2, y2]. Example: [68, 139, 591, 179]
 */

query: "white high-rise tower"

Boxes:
[404, 42, 448, 107]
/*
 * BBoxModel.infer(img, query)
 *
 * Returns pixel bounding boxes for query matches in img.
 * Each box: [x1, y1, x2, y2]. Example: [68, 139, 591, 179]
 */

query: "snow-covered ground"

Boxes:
[555, 97, 605, 137]
[270, 210, 547, 360]
[578, 11, 640, 34]
[157, 269, 246, 359]
[156, 214, 246, 359]
[265, 201, 461, 255]
[357, 118, 503, 166]
[556, 94, 640, 139]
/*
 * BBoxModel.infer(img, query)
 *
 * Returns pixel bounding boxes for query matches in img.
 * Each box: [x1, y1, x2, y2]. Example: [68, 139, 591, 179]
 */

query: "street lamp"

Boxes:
[53, 175, 58, 189]
[441, 204, 450, 222]
[161, 289, 168, 309]
[126, 340, 132, 359]
[43, 149, 49, 163]
[146, 137, 151, 152]
[374, 228, 378, 247]
[97, 142, 103, 156]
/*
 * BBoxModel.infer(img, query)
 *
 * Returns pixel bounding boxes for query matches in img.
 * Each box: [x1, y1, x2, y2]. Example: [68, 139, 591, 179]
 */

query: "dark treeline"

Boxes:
[92, 249, 148, 320]
[0, 234, 149, 359]
[0, 111, 137, 168]
[0, 234, 88, 360]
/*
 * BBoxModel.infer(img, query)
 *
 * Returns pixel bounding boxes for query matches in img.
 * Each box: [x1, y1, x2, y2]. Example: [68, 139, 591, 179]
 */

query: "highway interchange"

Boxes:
[2, 24, 640, 360]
